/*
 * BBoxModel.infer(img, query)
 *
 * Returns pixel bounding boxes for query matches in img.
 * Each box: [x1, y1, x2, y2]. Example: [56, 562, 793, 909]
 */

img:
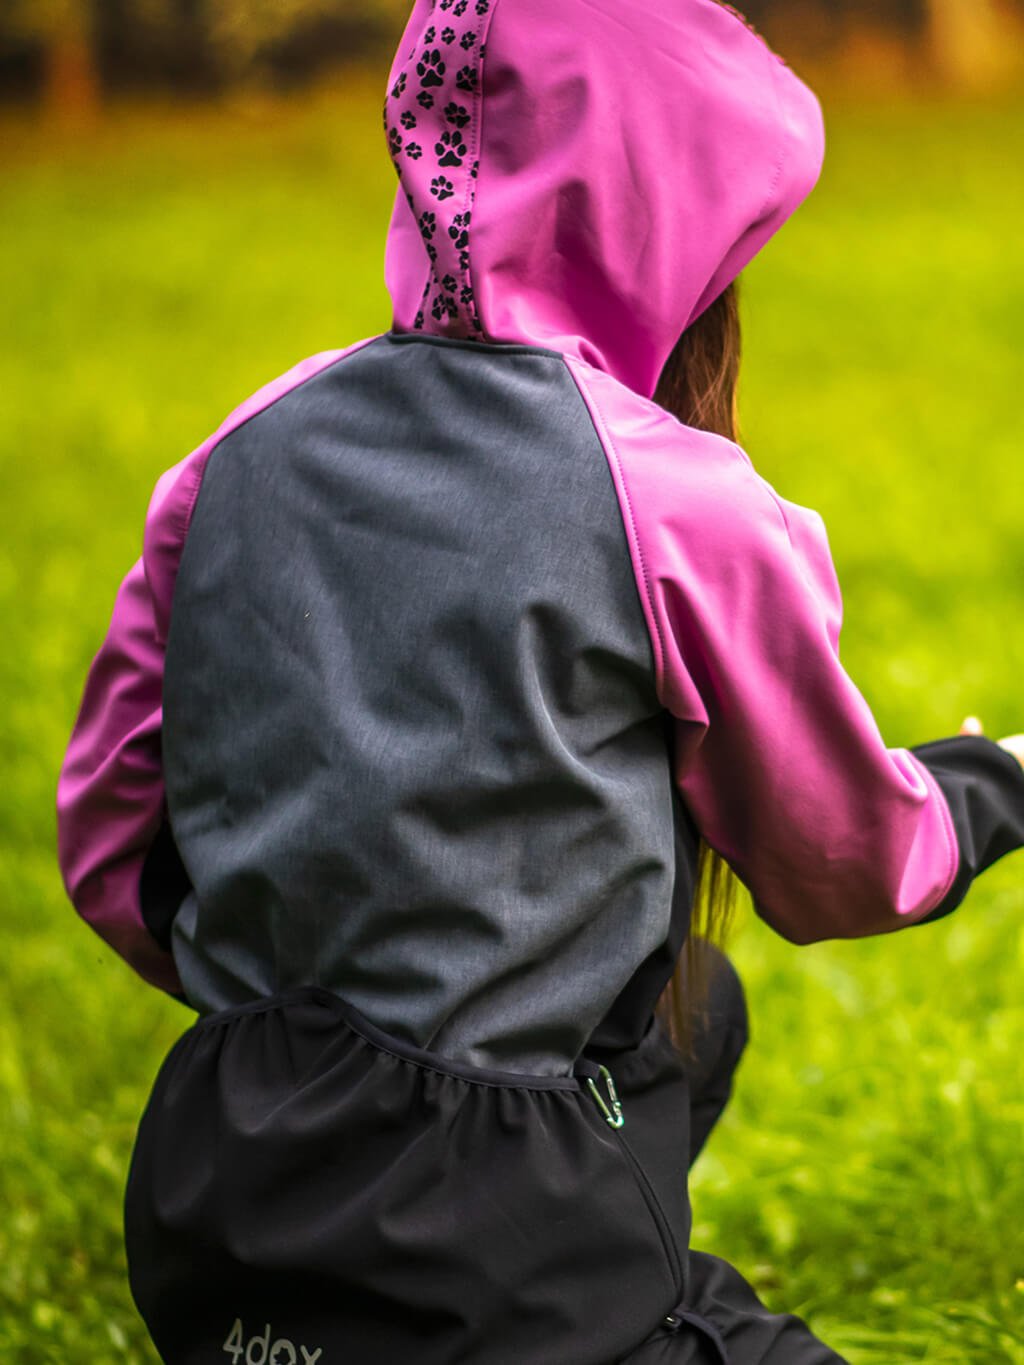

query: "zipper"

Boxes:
[615, 1126, 685, 1288]
[574, 1057, 685, 1289]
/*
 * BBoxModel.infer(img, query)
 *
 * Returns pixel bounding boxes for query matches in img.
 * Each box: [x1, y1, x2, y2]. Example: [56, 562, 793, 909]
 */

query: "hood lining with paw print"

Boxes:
[383, 0, 826, 399]
[384, 0, 496, 337]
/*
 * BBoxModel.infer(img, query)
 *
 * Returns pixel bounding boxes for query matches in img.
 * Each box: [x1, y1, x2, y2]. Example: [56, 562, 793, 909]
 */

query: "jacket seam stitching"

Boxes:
[385, 330, 559, 358]
[755, 45, 789, 224]
[178, 343, 376, 540]
[564, 359, 667, 692]
[460, 0, 500, 337]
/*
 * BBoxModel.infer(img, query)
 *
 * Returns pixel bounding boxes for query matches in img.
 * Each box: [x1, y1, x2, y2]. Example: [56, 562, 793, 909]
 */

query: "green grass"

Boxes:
[2, 81, 1023, 1362]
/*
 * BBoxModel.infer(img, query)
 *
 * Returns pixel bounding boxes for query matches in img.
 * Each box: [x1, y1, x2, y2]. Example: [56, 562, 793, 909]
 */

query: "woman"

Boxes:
[56, 1, 1024, 1361]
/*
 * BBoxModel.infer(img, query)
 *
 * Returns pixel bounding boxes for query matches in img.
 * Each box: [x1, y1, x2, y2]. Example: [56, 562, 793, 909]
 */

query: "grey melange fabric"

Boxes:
[165, 333, 696, 1074]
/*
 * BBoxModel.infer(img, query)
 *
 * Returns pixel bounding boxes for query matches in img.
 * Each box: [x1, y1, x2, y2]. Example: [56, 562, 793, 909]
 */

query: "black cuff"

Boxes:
[911, 734, 1024, 924]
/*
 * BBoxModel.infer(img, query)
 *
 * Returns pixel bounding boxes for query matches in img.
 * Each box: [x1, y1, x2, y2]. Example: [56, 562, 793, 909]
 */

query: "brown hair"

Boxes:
[652, 280, 743, 1055]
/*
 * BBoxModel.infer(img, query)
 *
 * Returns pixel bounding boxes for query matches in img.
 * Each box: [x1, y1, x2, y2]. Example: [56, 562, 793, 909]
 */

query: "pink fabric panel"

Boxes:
[385, 0, 825, 399]
[566, 357, 959, 943]
[56, 343, 374, 993]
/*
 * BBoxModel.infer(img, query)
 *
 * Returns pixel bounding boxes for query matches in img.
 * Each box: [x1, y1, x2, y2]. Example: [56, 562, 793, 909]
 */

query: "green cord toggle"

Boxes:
[587, 1064, 625, 1129]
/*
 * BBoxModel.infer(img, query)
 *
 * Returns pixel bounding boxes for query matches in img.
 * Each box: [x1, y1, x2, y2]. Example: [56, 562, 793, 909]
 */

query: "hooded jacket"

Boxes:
[57, 0, 1024, 1065]
[56, 2, 1024, 1360]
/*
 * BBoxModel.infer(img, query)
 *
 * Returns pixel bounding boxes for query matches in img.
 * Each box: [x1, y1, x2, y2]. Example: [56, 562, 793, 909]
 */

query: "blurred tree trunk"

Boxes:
[43, 9, 101, 123]
[7, 0, 101, 122]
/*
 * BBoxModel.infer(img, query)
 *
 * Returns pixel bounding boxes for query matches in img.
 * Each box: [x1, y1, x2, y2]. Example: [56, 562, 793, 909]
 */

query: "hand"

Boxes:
[960, 716, 1024, 772]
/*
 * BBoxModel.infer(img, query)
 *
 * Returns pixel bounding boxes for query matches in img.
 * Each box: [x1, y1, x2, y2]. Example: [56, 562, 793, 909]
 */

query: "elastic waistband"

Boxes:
[189, 984, 592, 1092]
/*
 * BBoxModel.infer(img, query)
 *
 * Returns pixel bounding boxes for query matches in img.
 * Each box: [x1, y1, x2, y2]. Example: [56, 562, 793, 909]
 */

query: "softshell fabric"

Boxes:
[125, 957, 842, 1364]
[57, 1, 1024, 1361]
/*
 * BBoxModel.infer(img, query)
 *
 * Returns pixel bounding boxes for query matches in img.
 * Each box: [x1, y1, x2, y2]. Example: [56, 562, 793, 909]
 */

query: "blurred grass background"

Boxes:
[2, 26, 1024, 1365]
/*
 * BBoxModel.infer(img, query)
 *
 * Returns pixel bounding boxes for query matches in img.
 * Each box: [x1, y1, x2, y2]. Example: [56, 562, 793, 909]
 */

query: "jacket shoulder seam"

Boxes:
[179, 339, 380, 541]
[561, 357, 667, 692]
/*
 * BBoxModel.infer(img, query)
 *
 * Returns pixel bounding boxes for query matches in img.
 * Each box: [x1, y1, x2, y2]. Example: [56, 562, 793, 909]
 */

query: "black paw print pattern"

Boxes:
[436, 130, 467, 167]
[417, 49, 446, 88]
[448, 212, 470, 251]
[432, 292, 458, 322]
[444, 102, 471, 128]
[384, 1, 493, 338]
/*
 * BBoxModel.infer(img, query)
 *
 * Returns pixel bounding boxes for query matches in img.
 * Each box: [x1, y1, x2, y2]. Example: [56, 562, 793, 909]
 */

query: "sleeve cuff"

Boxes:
[908, 734, 1024, 924]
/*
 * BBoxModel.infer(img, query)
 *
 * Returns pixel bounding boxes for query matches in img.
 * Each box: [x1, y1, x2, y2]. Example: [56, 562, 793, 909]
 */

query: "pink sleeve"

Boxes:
[56, 346, 366, 992]
[567, 358, 959, 944]
[55, 456, 200, 996]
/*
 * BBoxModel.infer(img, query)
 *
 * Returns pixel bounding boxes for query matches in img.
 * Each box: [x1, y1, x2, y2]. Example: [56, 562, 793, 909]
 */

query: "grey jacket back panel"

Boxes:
[165, 334, 691, 1074]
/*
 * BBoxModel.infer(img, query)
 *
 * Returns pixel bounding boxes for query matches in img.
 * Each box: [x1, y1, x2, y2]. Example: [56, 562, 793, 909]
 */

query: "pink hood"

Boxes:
[383, 0, 825, 399]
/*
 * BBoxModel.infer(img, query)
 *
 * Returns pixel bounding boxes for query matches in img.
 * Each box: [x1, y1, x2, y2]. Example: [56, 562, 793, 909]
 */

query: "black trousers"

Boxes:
[125, 951, 846, 1364]
[605, 948, 845, 1363]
